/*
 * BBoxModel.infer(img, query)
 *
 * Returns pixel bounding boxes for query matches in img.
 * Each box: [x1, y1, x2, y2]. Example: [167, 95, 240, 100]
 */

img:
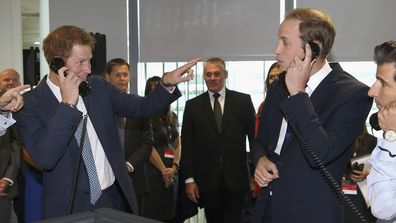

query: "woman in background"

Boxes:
[140, 76, 181, 222]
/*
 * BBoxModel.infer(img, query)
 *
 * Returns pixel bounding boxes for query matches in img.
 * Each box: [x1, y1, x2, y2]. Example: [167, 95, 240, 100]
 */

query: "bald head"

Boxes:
[0, 69, 21, 93]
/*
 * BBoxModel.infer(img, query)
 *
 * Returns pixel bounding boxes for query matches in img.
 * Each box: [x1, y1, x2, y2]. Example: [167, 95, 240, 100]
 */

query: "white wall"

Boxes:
[0, 0, 23, 79]
[48, 0, 128, 67]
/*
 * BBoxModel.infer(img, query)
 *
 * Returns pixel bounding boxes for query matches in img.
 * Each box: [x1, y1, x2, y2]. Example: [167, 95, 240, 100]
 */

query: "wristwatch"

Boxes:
[384, 130, 396, 142]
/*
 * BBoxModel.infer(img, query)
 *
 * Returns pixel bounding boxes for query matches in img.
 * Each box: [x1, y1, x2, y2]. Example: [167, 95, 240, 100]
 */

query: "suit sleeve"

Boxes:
[245, 95, 256, 152]
[126, 119, 153, 168]
[2, 127, 22, 184]
[15, 102, 82, 170]
[180, 100, 195, 180]
[280, 87, 372, 167]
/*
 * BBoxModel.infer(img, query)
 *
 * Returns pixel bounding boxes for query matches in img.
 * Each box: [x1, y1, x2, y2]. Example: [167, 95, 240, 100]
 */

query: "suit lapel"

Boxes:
[221, 89, 232, 133]
[82, 83, 109, 155]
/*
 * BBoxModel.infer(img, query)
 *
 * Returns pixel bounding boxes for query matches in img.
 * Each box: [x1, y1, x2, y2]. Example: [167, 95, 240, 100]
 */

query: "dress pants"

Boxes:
[200, 174, 247, 223]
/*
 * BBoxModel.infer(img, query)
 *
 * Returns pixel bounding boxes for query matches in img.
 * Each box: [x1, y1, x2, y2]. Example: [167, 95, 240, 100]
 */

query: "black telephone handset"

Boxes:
[278, 41, 320, 95]
[307, 41, 320, 60]
[369, 112, 380, 130]
[352, 161, 365, 171]
[50, 57, 91, 97]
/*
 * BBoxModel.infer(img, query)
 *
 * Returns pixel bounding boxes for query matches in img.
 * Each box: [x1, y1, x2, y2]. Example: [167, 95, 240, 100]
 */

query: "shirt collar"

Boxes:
[307, 60, 332, 93]
[208, 86, 226, 99]
[46, 75, 85, 113]
[46, 76, 62, 102]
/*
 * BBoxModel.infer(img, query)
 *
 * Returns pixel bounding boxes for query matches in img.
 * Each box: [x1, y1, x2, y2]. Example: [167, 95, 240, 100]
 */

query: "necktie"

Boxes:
[74, 115, 102, 205]
[213, 93, 222, 132]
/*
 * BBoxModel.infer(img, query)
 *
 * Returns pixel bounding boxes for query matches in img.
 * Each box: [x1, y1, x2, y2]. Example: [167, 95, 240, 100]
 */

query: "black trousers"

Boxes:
[200, 175, 247, 223]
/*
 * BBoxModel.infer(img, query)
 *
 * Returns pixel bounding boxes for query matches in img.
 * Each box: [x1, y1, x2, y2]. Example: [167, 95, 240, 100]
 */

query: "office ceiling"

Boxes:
[22, 0, 40, 49]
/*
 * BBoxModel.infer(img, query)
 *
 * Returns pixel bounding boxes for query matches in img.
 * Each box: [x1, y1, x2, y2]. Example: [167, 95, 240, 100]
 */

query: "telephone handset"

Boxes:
[369, 113, 380, 131]
[278, 41, 321, 95]
[50, 57, 91, 97]
[307, 41, 320, 61]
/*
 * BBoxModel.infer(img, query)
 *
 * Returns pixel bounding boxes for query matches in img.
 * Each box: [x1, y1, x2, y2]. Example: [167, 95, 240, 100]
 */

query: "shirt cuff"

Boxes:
[126, 162, 134, 172]
[0, 113, 15, 127]
[185, 177, 195, 184]
[3, 178, 14, 186]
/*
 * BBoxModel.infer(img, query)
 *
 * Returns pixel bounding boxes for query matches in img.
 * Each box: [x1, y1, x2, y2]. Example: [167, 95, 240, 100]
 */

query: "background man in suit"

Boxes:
[14, 25, 200, 220]
[367, 40, 396, 223]
[181, 57, 256, 223]
[0, 69, 30, 137]
[253, 8, 372, 223]
[103, 58, 153, 214]
[0, 68, 24, 223]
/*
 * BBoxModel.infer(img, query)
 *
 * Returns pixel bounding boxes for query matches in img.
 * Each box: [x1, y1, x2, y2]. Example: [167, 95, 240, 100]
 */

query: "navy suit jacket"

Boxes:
[14, 76, 180, 219]
[253, 63, 373, 223]
[181, 89, 256, 192]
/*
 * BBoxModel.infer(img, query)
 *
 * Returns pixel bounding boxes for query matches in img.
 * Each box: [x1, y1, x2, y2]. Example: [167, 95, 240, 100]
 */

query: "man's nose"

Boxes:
[368, 85, 377, 97]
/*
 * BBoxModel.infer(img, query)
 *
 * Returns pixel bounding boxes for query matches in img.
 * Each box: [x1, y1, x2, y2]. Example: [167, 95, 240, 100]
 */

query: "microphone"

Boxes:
[369, 112, 381, 131]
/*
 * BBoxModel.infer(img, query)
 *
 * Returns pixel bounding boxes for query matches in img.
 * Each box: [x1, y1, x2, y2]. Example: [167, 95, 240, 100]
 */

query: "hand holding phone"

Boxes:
[352, 162, 364, 171]
[50, 57, 91, 97]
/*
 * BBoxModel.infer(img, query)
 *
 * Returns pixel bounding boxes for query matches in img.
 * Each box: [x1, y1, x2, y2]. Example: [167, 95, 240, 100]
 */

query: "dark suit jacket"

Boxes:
[14, 76, 180, 219]
[181, 89, 256, 192]
[124, 118, 153, 197]
[253, 63, 373, 223]
[0, 127, 22, 199]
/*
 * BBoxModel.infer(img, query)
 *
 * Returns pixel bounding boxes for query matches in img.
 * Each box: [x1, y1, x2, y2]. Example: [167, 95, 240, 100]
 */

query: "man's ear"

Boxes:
[224, 70, 228, 79]
[103, 73, 110, 81]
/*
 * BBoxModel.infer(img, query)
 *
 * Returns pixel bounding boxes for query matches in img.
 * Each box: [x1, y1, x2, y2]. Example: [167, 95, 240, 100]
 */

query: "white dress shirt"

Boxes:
[367, 138, 396, 222]
[47, 78, 115, 190]
[0, 113, 15, 136]
[274, 61, 332, 155]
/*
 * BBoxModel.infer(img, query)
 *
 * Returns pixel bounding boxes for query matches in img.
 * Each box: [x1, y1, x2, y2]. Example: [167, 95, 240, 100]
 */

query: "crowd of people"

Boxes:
[1, 6, 396, 223]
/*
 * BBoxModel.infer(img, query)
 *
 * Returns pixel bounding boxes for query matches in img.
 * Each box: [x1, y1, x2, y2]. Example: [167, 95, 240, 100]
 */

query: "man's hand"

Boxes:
[0, 179, 10, 197]
[0, 84, 30, 112]
[186, 182, 200, 203]
[58, 67, 81, 106]
[254, 156, 279, 187]
[285, 43, 314, 96]
[161, 57, 202, 88]
[350, 168, 370, 182]
[378, 101, 396, 131]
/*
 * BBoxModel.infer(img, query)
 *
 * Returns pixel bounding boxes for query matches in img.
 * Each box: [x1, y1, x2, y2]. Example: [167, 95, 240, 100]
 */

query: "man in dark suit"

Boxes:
[0, 127, 22, 223]
[14, 25, 200, 220]
[181, 57, 256, 223]
[253, 8, 373, 223]
[103, 58, 153, 213]
[0, 68, 24, 223]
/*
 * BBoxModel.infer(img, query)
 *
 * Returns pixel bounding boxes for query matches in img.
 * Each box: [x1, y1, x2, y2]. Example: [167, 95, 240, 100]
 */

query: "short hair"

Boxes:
[285, 8, 336, 59]
[104, 58, 129, 75]
[204, 57, 226, 71]
[43, 25, 95, 65]
[374, 40, 396, 81]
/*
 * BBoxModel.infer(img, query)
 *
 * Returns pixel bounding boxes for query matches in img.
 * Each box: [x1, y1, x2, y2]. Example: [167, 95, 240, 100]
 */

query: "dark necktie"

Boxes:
[213, 93, 222, 132]
[74, 115, 102, 204]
